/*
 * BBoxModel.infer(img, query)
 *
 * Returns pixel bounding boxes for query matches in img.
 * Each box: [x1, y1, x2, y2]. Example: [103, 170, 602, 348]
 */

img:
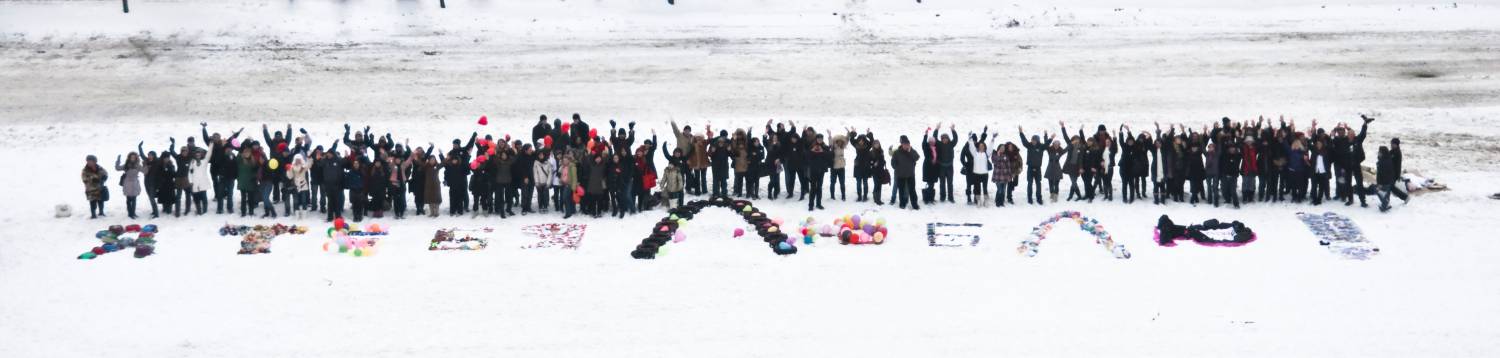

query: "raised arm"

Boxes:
[1356, 116, 1372, 143]
[262, 124, 273, 145]
[201, 123, 211, 144]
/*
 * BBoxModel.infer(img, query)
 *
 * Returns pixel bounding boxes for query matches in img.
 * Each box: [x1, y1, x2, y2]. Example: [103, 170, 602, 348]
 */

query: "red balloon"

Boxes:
[543, 136, 553, 148]
[589, 128, 598, 138]
[478, 115, 489, 126]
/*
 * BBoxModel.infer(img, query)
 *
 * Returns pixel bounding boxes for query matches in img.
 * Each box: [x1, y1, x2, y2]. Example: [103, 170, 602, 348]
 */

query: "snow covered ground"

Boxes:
[2, 0, 1499, 357]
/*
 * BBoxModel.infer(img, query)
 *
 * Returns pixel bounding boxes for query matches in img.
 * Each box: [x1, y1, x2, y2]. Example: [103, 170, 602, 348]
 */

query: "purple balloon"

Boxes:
[863, 224, 876, 235]
[851, 215, 861, 227]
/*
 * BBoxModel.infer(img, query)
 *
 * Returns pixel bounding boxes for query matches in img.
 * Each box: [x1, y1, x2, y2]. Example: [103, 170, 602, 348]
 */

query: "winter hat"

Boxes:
[572, 113, 581, 121]
[1391, 138, 1400, 146]
[452, 139, 461, 145]
[900, 135, 910, 145]
[86, 155, 97, 161]
[539, 114, 548, 122]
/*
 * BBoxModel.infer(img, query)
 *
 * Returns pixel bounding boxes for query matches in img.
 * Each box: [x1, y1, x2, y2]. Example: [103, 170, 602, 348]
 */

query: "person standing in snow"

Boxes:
[967, 132, 992, 206]
[533, 148, 556, 214]
[203, 123, 242, 215]
[345, 159, 366, 222]
[187, 146, 212, 215]
[828, 129, 849, 201]
[1337, 115, 1375, 207]
[1373, 145, 1401, 212]
[82, 155, 108, 219]
[1059, 122, 1083, 202]
[115, 153, 143, 219]
[891, 135, 921, 210]
[318, 148, 346, 222]
[805, 134, 833, 211]
[419, 148, 441, 218]
[287, 154, 311, 219]
[709, 134, 733, 198]
[1019, 127, 1052, 205]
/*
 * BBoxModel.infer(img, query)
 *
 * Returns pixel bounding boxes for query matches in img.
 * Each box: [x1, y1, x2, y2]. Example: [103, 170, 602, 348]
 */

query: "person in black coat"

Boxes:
[1339, 115, 1375, 207]
[935, 125, 959, 203]
[532, 115, 552, 144]
[1019, 127, 1052, 205]
[805, 135, 834, 211]
[203, 123, 242, 214]
[517, 144, 537, 214]
[1373, 146, 1399, 212]
[891, 135, 921, 210]
[570, 113, 590, 148]
[709, 136, 733, 198]
[319, 150, 347, 222]
[154, 153, 179, 217]
[345, 159, 366, 222]
[441, 152, 470, 216]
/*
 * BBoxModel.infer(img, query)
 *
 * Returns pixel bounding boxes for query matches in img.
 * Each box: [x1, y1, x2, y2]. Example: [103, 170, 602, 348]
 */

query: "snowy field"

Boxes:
[2, 0, 1500, 357]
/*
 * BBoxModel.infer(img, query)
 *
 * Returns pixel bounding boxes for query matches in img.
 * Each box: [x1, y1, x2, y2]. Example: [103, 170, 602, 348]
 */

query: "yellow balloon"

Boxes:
[268, 158, 280, 170]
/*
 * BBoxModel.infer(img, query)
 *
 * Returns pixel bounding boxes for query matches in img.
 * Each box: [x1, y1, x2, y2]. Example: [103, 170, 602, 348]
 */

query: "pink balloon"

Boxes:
[672, 232, 686, 243]
[733, 228, 745, 237]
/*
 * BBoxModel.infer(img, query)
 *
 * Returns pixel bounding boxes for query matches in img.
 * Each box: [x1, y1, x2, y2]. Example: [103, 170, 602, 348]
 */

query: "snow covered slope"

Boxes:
[2, 1, 1499, 357]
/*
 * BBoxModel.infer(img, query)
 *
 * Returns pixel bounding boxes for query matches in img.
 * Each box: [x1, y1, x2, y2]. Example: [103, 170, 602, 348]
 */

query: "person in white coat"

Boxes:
[967, 138, 992, 207]
[188, 149, 213, 215]
[287, 154, 312, 219]
[533, 149, 558, 214]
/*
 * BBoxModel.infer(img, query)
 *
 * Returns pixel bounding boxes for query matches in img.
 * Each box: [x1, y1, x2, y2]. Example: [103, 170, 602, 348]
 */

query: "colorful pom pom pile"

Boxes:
[1018, 211, 1129, 259]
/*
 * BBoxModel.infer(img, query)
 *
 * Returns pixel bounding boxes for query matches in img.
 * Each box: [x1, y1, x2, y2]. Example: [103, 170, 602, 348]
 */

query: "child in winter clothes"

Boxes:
[660, 164, 685, 209]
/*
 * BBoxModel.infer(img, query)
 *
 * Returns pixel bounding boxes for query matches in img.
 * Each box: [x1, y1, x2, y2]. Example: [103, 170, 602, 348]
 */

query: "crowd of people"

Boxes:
[77, 114, 1412, 223]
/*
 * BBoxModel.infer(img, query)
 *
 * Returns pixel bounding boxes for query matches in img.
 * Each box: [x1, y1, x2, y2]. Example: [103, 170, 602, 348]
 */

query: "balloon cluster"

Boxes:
[631, 196, 794, 259]
[825, 212, 888, 245]
[431, 228, 491, 251]
[220, 223, 309, 255]
[79, 224, 158, 260]
[1018, 211, 1129, 259]
[322, 220, 388, 257]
